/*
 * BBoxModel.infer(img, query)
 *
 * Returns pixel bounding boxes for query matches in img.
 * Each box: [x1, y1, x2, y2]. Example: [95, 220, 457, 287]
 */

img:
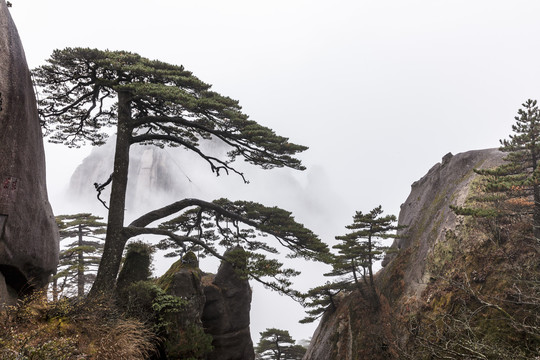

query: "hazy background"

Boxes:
[10, 0, 540, 344]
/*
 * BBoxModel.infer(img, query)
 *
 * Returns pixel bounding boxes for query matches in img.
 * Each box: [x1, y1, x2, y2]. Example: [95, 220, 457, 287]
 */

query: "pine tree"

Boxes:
[53, 213, 106, 298]
[299, 281, 344, 324]
[33, 48, 328, 297]
[328, 206, 399, 298]
[452, 99, 540, 240]
[256, 328, 306, 360]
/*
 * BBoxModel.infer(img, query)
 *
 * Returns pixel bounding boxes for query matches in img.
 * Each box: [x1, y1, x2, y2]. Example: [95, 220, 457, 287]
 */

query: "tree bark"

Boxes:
[89, 91, 132, 297]
[52, 277, 58, 302]
[367, 232, 374, 289]
[531, 148, 540, 240]
[77, 223, 84, 297]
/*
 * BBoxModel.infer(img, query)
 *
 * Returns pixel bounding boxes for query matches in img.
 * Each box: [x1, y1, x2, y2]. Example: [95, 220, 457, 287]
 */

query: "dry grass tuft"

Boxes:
[0, 291, 159, 359]
[95, 319, 159, 359]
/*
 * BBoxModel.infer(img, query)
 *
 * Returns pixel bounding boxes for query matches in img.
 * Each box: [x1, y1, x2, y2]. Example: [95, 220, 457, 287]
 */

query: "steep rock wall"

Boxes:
[383, 148, 505, 298]
[304, 149, 506, 360]
[0, 0, 59, 302]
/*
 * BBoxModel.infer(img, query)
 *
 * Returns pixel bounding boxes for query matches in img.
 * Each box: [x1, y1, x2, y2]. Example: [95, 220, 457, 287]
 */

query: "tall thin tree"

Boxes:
[54, 213, 106, 298]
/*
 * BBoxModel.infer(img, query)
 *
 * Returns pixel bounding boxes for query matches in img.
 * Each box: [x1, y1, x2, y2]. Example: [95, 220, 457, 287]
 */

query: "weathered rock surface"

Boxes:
[159, 254, 206, 329]
[157, 248, 254, 360]
[156, 253, 209, 359]
[0, 0, 59, 303]
[202, 247, 254, 360]
[304, 149, 506, 360]
[383, 148, 505, 297]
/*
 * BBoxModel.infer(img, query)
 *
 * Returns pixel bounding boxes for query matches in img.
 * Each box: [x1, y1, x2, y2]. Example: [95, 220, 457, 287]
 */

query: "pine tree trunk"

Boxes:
[77, 224, 85, 297]
[52, 277, 58, 302]
[89, 91, 132, 297]
[530, 145, 540, 241]
[367, 233, 374, 289]
[367, 231, 380, 308]
[533, 184, 540, 240]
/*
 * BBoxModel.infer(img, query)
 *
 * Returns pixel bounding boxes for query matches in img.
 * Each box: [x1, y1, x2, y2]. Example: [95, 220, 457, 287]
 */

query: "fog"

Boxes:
[10, 0, 540, 344]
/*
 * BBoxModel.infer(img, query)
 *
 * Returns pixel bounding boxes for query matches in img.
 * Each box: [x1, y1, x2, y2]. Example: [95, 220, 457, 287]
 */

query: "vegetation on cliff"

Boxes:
[300, 206, 399, 324]
[0, 292, 159, 359]
[452, 99, 540, 241]
[304, 100, 540, 359]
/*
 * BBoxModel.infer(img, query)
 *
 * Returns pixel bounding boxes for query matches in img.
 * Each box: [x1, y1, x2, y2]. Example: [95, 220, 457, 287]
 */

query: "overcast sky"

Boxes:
[10, 0, 540, 344]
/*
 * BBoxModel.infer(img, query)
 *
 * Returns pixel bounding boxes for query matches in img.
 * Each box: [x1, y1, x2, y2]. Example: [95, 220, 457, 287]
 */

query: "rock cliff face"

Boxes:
[383, 149, 505, 297]
[0, 0, 59, 304]
[304, 149, 513, 359]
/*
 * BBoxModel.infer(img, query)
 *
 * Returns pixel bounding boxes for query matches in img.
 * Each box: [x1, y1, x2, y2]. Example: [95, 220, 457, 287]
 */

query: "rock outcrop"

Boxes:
[159, 253, 206, 331]
[304, 149, 510, 360]
[0, 0, 59, 304]
[156, 252, 210, 359]
[202, 247, 254, 360]
[158, 248, 254, 360]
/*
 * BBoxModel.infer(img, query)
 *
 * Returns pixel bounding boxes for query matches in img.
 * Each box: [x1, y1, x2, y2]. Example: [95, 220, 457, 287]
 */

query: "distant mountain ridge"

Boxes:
[69, 139, 198, 210]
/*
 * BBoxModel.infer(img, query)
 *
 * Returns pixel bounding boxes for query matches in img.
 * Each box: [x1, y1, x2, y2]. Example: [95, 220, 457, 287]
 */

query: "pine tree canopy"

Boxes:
[56, 213, 108, 237]
[328, 206, 399, 293]
[493, 99, 540, 189]
[451, 99, 540, 239]
[33, 47, 307, 177]
[129, 198, 328, 297]
[256, 328, 306, 360]
[299, 281, 344, 324]
[53, 214, 107, 298]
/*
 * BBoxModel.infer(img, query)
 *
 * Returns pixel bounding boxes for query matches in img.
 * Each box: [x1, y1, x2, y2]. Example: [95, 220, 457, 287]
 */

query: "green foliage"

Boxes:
[256, 328, 306, 360]
[151, 289, 189, 332]
[450, 99, 540, 241]
[300, 206, 399, 319]
[449, 204, 498, 218]
[52, 213, 107, 298]
[155, 198, 329, 298]
[329, 206, 399, 290]
[118, 279, 212, 359]
[120, 280, 161, 324]
[33, 47, 308, 170]
[158, 198, 328, 260]
[165, 324, 213, 360]
[151, 282, 212, 359]
[121, 280, 188, 336]
[299, 281, 344, 323]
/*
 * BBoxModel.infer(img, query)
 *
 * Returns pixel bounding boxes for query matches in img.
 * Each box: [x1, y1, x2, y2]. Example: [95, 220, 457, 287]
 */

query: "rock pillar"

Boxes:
[202, 247, 254, 360]
[0, 0, 59, 302]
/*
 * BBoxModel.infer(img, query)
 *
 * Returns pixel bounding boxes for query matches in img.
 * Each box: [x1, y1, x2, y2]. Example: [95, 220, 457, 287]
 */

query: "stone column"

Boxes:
[0, 0, 59, 303]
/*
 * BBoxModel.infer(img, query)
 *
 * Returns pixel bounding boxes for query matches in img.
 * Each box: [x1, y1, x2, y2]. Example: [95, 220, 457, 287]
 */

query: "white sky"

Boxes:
[10, 0, 540, 345]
